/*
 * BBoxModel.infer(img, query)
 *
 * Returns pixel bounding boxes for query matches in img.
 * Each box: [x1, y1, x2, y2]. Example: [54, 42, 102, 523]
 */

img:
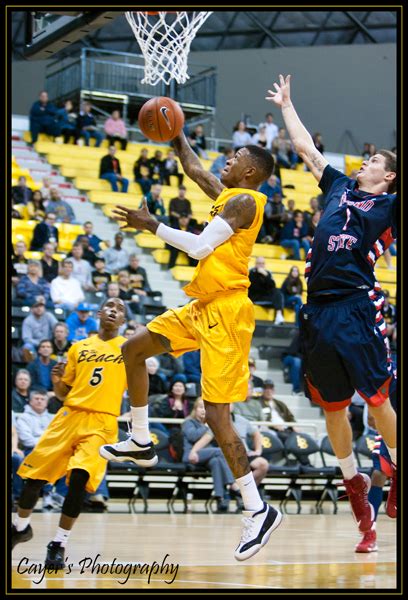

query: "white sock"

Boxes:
[338, 453, 358, 480]
[131, 405, 151, 445]
[235, 472, 264, 512]
[14, 515, 31, 532]
[53, 526, 71, 547]
[386, 445, 397, 466]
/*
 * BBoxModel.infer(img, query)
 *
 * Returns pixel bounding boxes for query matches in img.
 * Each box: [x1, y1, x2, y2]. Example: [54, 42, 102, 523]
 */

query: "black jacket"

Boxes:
[30, 222, 59, 251]
[248, 268, 276, 302]
[99, 155, 122, 177]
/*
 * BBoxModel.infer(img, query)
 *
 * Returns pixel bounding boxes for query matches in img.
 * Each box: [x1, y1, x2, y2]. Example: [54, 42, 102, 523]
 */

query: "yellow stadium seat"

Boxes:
[344, 155, 363, 176]
[24, 251, 43, 260]
[12, 219, 37, 233]
[134, 233, 165, 249]
[377, 255, 396, 269]
[12, 232, 31, 246]
[375, 268, 397, 285]
[170, 266, 195, 282]
[252, 244, 290, 259]
[152, 249, 189, 266]
[253, 305, 274, 321]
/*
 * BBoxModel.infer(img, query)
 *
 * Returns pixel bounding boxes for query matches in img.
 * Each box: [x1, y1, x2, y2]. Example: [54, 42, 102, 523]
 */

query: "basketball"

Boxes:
[138, 96, 185, 143]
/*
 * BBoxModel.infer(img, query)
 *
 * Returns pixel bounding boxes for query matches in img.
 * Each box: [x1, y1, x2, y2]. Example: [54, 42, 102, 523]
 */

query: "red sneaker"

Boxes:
[386, 467, 397, 518]
[343, 473, 374, 533]
[355, 527, 378, 553]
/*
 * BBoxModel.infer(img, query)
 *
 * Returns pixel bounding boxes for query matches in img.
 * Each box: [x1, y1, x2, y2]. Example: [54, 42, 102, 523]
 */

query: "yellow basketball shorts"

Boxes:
[147, 290, 254, 403]
[17, 406, 118, 493]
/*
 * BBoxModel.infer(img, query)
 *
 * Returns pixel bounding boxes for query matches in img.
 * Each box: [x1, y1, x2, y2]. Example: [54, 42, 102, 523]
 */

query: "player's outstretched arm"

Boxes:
[266, 74, 328, 182]
[172, 131, 225, 200]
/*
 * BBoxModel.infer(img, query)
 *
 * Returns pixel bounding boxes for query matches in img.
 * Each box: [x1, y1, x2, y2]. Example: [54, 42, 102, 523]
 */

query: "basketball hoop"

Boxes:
[125, 11, 213, 86]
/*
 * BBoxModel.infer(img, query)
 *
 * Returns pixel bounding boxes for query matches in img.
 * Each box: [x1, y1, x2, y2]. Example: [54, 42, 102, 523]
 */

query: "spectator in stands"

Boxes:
[118, 270, 145, 317]
[126, 254, 151, 291]
[22, 298, 58, 354]
[45, 187, 76, 224]
[182, 398, 236, 512]
[149, 150, 165, 183]
[146, 357, 168, 395]
[305, 211, 321, 244]
[248, 358, 265, 395]
[12, 370, 32, 413]
[50, 259, 85, 311]
[56, 99, 78, 144]
[124, 325, 137, 339]
[252, 123, 268, 148]
[77, 102, 103, 147]
[73, 235, 96, 266]
[230, 403, 269, 486]
[312, 132, 324, 154]
[15, 260, 53, 308]
[26, 190, 46, 221]
[29, 91, 60, 144]
[16, 390, 54, 451]
[209, 147, 234, 180]
[232, 121, 252, 151]
[27, 340, 57, 392]
[285, 199, 296, 221]
[303, 197, 320, 226]
[182, 350, 201, 384]
[103, 232, 129, 274]
[281, 266, 303, 322]
[78, 221, 105, 254]
[381, 289, 397, 342]
[12, 241, 29, 285]
[133, 148, 153, 195]
[39, 177, 54, 202]
[261, 192, 287, 244]
[91, 256, 112, 292]
[280, 210, 310, 261]
[158, 355, 184, 384]
[40, 242, 59, 283]
[66, 303, 98, 343]
[12, 176, 33, 205]
[188, 125, 208, 159]
[168, 185, 192, 227]
[66, 242, 94, 291]
[272, 128, 298, 169]
[263, 112, 279, 150]
[167, 213, 200, 269]
[104, 109, 128, 150]
[12, 197, 26, 219]
[260, 379, 297, 430]
[153, 380, 191, 419]
[162, 149, 184, 187]
[248, 257, 285, 325]
[362, 142, 376, 160]
[50, 322, 71, 361]
[234, 380, 264, 421]
[281, 328, 303, 395]
[259, 174, 282, 200]
[99, 145, 129, 193]
[142, 184, 167, 221]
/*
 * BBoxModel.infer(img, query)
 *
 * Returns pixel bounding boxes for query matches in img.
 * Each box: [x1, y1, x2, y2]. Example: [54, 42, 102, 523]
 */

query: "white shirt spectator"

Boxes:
[66, 257, 93, 290]
[263, 121, 279, 150]
[50, 275, 85, 307]
[16, 404, 54, 449]
[103, 246, 129, 274]
[232, 130, 252, 150]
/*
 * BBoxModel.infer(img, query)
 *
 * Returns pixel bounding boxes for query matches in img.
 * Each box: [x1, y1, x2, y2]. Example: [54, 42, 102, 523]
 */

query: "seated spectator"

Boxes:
[259, 174, 282, 199]
[312, 132, 324, 154]
[12, 176, 33, 205]
[12, 240, 29, 285]
[153, 379, 191, 419]
[78, 221, 105, 254]
[305, 211, 321, 244]
[56, 99, 78, 144]
[77, 102, 103, 147]
[248, 257, 285, 325]
[230, 403, 269, 486]
[146, 357, 168, 395]
[260, 379, 297, 434]
[281, 266, 303, 322]
[182, 350, 201, 384]
[248, 358, 265, 395]
[12, 197, 26, 219]
[16, 390, 54, 451]
[40, 176, 54, 202]
[209, 147, 234, 180]
[168, 185, 192, 227]
[303, 197, 320, 226]
[261, 192, 287, 244]
[285, 199, 296, 221]
[362, 142, 376, 160]
[234, 381, 264, 421]
[27, 340, 57, 392]
[158, 355, 184, 382]
[148, 150, 165, 183]
[133, 148, 153, 195]
[22, 299, 58, 354]
[272, 128, 298, 169]
[66, 303, 98, 343]
[142, 184, 167, 221]
[167, 213, 200, 269]
[12, 369, 32, 413]
[381, 289, 397, 342]
[26, 190, 46, 221]
[29, 91, 60, 144]
[182, 398, 236, 512]
[99, 145, 129, 193]
[91, 256, 112, 292]
[73, 235, 96, 266]
[31, 212, 59, 252]
[162, 149, 183, 186]
[40, 242, 59, 283]
[104, 109, 128, 150]
[50, 322, 71, 361]
[103, 232, 129, 274]
[263, 112, 279, 150]
[45, 187, 76, 223]
[66, 242, 94, 291]
[117, 269, 145, 317]
[126, 254, 151, 292]
[15, 260, 53, 308]
[280, 210, 310, 261]
[50, 259, 85, 311]
[188, 125, 208, 159]
[281, 328, 303, 395]
[252, 124, 268, 148]
[232, 121, 252, 151]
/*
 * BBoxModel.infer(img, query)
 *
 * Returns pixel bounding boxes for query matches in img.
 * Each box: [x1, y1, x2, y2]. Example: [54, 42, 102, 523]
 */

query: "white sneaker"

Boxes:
[99, 435, 158, 467]
[234, 502, 283, 561]
[274, 313, 285, 325]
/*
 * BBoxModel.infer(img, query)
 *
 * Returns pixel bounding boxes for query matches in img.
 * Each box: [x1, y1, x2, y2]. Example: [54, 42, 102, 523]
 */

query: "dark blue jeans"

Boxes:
[280, 238, 310, 261]
[282, 355, 302, 393]
[81, 129, 103, 147]
[101, 173, 129, 193]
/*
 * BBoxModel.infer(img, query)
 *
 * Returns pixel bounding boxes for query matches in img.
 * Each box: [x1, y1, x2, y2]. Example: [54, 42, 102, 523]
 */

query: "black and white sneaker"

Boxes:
[45, 541, 65, 570]
[11, 524, 33, 549]
[234, 502, 283, 561]
[99, 436, 158, 467]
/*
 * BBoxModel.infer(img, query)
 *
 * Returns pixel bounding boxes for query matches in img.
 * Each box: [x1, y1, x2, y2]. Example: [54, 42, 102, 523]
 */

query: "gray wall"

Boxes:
[191, 43, 396, 153]
[12, 59, 49, 116]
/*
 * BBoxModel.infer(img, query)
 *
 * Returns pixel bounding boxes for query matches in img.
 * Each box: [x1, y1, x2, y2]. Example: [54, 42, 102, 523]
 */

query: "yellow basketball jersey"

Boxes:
[183, 187, 266, 299]
[61, 335, 127, 416]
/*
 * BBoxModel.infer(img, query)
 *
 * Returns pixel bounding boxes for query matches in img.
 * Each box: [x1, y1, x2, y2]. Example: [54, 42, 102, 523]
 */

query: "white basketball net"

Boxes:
[125, 11, 213, 86]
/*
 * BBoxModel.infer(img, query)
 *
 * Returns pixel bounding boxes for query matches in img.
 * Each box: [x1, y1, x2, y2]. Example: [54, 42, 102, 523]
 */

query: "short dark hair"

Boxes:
[377, 149, 397, 193]
[244, 145, 275, 184]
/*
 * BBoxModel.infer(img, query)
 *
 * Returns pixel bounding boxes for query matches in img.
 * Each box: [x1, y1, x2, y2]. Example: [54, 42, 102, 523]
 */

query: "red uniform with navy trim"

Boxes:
[300, 165, 397, 410]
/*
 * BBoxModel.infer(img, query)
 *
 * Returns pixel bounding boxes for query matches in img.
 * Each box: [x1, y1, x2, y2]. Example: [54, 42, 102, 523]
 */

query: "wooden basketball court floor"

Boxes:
[11, 510, 397, 590]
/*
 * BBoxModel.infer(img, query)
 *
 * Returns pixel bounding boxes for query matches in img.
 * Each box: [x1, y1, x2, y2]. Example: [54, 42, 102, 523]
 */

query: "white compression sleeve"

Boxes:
[156, 216, 234, 260]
